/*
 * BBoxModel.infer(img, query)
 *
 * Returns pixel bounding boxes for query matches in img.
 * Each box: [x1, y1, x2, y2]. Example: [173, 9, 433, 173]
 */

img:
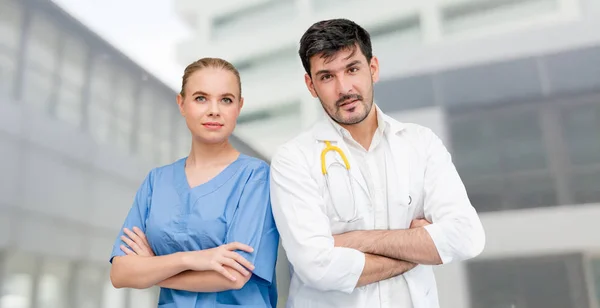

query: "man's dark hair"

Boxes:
[298, 18, 373, 77]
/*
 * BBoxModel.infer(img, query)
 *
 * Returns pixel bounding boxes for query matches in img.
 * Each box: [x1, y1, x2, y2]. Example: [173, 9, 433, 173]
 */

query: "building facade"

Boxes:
[0, 0, 264, 307]
[175, 0, 600, 307]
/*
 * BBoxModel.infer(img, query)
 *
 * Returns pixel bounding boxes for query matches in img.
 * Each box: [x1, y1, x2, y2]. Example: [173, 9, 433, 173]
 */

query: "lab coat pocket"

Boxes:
[322, 163, 370, 223]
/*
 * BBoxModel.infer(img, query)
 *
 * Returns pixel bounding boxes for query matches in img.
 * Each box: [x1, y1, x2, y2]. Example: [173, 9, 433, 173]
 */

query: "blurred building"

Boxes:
[175, 0, 600, 307]
[0, 0, 265, 307]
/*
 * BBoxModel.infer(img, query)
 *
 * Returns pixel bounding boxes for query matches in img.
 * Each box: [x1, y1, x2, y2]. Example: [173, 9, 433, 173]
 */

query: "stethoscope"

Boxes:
[320, 140, 369, 223]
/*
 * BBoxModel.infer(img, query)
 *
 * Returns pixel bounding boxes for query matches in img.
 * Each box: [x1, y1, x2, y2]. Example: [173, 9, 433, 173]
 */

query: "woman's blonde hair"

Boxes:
[180, 57, 242, 97]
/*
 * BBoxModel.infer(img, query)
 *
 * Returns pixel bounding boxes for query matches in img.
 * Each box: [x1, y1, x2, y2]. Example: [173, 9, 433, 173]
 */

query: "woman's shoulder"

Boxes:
[237, 154, 270, 181]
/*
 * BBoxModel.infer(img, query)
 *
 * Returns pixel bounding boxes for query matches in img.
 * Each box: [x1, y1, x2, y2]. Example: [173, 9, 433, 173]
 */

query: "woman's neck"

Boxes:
[186, 138, 239, 169]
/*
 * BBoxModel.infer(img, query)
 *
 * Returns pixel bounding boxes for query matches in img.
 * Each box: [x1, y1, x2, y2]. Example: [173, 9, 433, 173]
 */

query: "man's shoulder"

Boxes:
[271, 124, 320, 163]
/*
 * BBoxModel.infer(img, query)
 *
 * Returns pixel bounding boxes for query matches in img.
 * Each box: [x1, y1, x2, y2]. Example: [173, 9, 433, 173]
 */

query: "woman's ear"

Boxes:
[176, 93, 185, 116]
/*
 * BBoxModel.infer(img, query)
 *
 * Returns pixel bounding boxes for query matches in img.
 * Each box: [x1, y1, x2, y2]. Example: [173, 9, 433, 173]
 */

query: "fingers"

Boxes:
[227, 251, 255, 271]
[123, 227, 154, 256]
[221, 257, 250, 277]
[120, 244, 135, 255]
[213, 264, 237, 281]
[225, 242, 254, 253]
[120, 235, 143, 254]
[123, 228, 144, 247]
[132, 227, 150, 246]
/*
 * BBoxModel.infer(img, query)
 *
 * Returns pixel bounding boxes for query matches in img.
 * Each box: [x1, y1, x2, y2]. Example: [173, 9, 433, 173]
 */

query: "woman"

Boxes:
[109, 58, 279, 308]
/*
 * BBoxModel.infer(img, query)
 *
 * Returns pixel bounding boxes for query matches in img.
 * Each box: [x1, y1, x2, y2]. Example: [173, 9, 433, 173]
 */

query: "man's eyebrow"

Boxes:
[314, 60, 362, 77]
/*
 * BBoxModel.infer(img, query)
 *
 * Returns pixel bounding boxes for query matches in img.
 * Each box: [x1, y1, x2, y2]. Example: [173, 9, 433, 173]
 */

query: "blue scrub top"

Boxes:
[110, 154, 279, 308]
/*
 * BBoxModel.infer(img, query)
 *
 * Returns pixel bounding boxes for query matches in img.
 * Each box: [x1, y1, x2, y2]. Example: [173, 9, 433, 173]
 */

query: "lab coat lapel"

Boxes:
[312, 121, 370, 197]
[387, 128, 411, 207]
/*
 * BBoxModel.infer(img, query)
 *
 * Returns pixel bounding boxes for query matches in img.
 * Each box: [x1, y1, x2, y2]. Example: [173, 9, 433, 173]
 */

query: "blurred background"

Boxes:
[0, 0, 599, 307]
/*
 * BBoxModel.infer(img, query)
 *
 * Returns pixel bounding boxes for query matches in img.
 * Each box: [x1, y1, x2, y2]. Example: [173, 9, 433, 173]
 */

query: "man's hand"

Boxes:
[410, 218, 431, 229]
[120, 227, 155, 257]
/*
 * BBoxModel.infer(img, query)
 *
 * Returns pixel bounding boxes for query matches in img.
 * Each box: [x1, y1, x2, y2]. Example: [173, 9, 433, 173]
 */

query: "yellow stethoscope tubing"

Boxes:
[321, 141, 351, 174]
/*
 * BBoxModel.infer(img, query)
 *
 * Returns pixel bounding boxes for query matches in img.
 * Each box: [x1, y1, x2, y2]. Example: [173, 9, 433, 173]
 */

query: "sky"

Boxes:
[51, 0, 191, 91]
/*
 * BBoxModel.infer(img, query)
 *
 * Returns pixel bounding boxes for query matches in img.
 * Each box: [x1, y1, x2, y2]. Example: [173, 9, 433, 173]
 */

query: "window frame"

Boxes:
[447, 91, 600, 212]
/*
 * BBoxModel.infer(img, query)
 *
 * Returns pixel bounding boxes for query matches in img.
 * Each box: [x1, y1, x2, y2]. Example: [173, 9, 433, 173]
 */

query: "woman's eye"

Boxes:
[195, 96, 206, 102]
[222, 98, 233, 103]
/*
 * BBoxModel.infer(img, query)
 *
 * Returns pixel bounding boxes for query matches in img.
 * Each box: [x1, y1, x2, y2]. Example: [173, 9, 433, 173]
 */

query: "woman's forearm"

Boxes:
[158, 266, 251, 292]
[110, 253, 189, 289]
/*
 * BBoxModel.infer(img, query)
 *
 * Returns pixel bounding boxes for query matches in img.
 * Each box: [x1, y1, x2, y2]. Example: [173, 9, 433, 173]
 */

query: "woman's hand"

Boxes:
[182, 243, 255, 281]
[120, 227, 155, 257]
[120, 227, 255, 282]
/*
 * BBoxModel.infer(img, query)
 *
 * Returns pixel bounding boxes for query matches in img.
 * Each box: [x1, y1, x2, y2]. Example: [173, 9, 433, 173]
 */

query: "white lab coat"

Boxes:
[269, 111, 486, 308]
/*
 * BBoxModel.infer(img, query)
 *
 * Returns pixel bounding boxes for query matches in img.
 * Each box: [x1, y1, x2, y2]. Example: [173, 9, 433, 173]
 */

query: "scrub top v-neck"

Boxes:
[110, 154, 279, 308]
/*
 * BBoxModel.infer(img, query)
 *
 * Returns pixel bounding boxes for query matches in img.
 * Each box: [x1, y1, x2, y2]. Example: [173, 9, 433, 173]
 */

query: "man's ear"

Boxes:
[304, 73, 318, 98]
[369, 56, 380, 83]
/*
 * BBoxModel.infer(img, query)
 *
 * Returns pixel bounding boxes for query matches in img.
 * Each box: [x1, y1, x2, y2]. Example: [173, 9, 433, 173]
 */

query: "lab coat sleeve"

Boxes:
[420, 128, 486, 264]
[225, 163, 279, 285]
[269, 143, 365, 294]
[109, 169, 154, 263]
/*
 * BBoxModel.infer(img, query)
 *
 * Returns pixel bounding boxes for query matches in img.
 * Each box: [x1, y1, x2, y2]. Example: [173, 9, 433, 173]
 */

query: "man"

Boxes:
[269, 18, 485, 308]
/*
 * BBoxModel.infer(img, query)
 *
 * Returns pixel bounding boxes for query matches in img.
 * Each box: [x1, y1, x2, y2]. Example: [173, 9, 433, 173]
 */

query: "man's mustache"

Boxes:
[336, 94, 363, 107]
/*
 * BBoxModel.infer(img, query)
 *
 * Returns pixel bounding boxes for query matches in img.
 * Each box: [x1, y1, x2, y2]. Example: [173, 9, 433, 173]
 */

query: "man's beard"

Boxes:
[322, 93, 373, 125]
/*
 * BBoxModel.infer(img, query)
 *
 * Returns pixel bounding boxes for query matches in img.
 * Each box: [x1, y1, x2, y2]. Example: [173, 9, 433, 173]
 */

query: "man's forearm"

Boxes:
[340, 228, 442, 265]
[157, 266, 249, 292]
[356, 253, 416, 287]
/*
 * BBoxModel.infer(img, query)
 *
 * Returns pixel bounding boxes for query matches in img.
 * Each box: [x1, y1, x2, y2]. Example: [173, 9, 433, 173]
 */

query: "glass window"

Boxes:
[73, 263, 104, 308]
[22, 69, 55, 110]
[89, 56, 116, 145]
[370, 17, 422, 52]
[23, 12, 60, 109]
[468, 253, 588, 308]
[112, 72, 138, 153]
[441, 0, 559, 35]
[450, 115, 502, 178]
[464, 177, 504, 213]
[593, 257, 600, 306]
[55, 85, 83, 127]
[495, 111, 547, 173]
[138, 85, 155, 132]
[36, 258, 70, 308]
[154, 97, 175, 165]
[25, 12, 59, 71]
[570, 170, 600, 205]
[101, 278, 126, 308]
[128, 287, 158, 308]
[0, 0, 23, 51]
[175, 117, 190, 159]
[113, 72, 136, 119]
[138, 132, 155, 163]
[449, 107, 551, 212]
[1, 252, 37, 308]
[562, 102, 600, 166]
[135, 86, 156, 161]
[115, 117, 133, 153]
[0, 49, 16, 99]
[56, 34, 87, 126]
[211, 0, 296, 39]
[0, 0, 22, 99]
[504, 173, 557, 210]
[59, 35, 88, 89]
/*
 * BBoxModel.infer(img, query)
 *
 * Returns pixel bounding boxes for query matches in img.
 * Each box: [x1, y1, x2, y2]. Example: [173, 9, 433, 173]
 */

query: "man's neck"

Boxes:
[341, 111, 378, 150]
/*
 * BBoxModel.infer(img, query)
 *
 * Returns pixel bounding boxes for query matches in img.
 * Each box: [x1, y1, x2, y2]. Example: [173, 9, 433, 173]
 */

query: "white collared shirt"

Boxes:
[269, 105, 485, 308]
[327, 109, 413, 308]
